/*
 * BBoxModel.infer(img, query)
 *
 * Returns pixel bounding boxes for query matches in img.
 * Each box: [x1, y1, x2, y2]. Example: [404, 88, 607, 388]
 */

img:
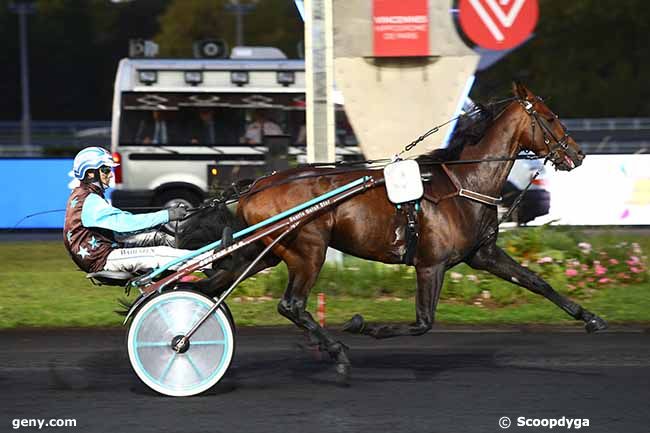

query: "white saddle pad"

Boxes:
[383, 159, 424, 204]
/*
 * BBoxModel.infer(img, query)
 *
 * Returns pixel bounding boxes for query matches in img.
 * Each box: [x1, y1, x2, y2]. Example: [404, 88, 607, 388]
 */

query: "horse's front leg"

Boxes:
[343, 264, 445, 339]
[466, 241, 608, 333]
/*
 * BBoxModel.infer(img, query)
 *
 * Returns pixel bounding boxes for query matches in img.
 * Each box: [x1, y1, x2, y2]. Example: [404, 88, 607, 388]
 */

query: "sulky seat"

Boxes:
[86, 270, 137, 286]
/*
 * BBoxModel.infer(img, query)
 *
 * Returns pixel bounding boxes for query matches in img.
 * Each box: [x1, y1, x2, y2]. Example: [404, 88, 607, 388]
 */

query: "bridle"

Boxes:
[518, 96, 577, 168]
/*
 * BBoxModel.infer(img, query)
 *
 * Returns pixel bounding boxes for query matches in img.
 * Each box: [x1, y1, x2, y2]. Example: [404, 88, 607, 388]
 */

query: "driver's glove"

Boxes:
[168, 206, 188, 221]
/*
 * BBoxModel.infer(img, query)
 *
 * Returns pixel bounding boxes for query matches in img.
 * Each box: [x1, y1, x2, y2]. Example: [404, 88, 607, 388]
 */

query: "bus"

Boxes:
[110, 46, 361, 211]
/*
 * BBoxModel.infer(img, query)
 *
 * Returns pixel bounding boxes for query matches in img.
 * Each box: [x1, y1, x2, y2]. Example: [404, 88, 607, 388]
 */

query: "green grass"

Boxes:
[0, 228, 648, 329]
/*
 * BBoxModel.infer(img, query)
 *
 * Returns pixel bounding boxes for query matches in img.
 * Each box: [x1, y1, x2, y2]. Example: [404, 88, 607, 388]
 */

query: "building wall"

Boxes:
[333, 0, 479, 159]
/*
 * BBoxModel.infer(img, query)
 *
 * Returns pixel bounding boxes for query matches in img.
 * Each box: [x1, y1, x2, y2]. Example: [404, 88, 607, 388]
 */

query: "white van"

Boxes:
[110, 47, 361, 211]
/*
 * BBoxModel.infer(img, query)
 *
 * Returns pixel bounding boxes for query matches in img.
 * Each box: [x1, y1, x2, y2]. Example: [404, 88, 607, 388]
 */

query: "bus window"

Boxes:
[283, 109, 359, 147]
[242, 109, 286, 145]
[119, 107, 246, 146]
[187, 108, 242, 145]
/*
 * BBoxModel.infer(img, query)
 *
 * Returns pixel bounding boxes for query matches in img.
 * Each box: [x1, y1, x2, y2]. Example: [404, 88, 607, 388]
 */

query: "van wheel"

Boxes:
[155, 189, 203, 210]
[155, 189, 203, 234]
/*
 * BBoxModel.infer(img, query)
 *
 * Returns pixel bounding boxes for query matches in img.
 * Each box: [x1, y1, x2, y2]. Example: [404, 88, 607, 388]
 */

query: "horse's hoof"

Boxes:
[585, 316, 608, 333]
[335, 362, 351, 386]
[342, 314, 365, 334]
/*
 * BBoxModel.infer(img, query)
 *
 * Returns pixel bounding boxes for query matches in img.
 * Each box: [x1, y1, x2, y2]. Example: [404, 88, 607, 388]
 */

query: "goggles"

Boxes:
[99, 166, 113, 175]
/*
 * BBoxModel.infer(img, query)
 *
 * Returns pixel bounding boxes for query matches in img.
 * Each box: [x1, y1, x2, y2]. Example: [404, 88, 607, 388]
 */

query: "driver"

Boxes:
[63, 147, 210, 274]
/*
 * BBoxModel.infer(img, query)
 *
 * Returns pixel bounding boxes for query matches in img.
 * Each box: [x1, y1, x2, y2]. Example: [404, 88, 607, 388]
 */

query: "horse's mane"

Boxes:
[416, 103, 499, 164]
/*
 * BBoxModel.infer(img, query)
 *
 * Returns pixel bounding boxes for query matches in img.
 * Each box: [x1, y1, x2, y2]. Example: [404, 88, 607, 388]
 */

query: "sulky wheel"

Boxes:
[127, 290, 235, 397]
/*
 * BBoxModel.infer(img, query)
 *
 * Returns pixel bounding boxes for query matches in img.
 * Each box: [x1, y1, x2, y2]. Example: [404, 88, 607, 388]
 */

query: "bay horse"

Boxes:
[179, 83, 607, 378]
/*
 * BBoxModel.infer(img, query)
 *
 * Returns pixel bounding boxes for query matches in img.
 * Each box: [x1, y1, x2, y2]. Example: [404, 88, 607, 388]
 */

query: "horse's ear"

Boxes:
[512, 81, 530, 100]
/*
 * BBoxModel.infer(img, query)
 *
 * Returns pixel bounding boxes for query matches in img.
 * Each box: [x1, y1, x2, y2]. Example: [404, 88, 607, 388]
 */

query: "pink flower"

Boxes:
[609, 258, 619, 265]
[627, 256, 641, 266]
[537, 256, 554, 264]
[594, 264, 607, 276]
[565, 269, 578, 277]
[598, 278, 611, 284]
[578, 242, 592, 253]
[630, 267, 642, 274]
[581, 264, 589, 271]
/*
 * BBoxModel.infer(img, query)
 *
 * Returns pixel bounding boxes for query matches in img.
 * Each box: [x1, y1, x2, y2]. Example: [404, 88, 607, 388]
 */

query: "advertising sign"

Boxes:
[458, 0, 538, 50]
[0, 159, 113, 229]
[533, 155, 650, 226]
[373, 0, 429, 56]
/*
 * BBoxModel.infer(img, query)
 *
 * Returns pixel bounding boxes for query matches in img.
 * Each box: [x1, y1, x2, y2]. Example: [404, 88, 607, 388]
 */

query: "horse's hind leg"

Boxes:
[344, 264, 445, 339]
[276, 247, 352, 379]
[467, 241, 608, 332]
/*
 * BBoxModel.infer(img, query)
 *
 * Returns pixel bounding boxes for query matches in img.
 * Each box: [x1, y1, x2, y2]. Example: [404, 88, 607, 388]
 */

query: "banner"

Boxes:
[458, 0, 538, 50]
[533, 155, 650, 226]
[373, 0, 429, 57]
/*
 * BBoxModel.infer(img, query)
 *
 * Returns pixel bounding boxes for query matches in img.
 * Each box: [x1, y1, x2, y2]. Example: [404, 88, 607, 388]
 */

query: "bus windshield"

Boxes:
[118, 92, 359, 148]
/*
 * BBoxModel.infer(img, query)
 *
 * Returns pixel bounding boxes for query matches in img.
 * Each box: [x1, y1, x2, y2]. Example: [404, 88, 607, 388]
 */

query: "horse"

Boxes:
[178, 83, 607, 379]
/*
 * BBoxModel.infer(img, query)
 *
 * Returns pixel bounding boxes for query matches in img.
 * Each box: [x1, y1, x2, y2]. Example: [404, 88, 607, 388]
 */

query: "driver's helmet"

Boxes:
[72, 147, 119, 180]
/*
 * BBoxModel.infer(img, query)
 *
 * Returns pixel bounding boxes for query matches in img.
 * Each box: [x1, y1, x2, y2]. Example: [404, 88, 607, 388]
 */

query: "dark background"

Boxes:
[0, 0, 648, 120]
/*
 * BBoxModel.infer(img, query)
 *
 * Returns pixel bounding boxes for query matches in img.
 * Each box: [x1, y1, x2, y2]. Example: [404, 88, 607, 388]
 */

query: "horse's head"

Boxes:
[513, 83, 585, 171]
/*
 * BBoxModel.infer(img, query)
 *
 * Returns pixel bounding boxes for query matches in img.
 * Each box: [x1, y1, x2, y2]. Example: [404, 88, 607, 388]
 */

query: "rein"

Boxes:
[190, 100, 536, 214]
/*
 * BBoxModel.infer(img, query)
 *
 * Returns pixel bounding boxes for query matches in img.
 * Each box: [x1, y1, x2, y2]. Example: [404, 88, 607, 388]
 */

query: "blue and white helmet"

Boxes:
[72, 147, 119, 180]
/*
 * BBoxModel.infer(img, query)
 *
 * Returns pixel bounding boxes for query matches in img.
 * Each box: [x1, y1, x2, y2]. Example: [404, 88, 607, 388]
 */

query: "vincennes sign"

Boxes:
[373, 0, 429, 56]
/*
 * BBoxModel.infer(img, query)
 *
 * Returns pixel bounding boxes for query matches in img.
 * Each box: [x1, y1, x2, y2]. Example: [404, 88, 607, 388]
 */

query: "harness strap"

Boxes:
[400, 202, 420, 266]
[458, 189, 502, 206]
[421, 164, 502, 207]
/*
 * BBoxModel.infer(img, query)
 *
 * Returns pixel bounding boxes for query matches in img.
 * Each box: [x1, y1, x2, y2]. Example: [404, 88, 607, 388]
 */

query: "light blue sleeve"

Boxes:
[81, 193, 169, 234]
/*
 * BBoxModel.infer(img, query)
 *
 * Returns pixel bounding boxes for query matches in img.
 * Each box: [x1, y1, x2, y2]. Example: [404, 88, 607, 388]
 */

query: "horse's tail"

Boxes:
[176, 202, 246, 250]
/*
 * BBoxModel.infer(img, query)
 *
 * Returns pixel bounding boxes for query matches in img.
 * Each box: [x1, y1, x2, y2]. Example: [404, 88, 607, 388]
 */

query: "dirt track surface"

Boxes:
[1, 327, 649, 433]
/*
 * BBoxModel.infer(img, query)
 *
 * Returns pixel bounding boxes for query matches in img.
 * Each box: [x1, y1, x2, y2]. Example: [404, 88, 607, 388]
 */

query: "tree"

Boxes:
[471, 0, 650, 117]
[154, 0, 303, 58]
[0, 0, 171, 120]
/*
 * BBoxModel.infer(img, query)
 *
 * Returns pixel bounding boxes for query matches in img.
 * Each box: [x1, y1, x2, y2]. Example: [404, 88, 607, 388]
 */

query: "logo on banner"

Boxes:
[459, 0, 538, 50]
[373, 0, 429, 57]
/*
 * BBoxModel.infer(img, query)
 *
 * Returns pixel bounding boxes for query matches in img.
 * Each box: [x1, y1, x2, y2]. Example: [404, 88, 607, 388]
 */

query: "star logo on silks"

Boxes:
[77, 246, 90, 259]
[66, 231, 73, 242]
[88, 236, 100, 250]
[70, 197, 79, 209]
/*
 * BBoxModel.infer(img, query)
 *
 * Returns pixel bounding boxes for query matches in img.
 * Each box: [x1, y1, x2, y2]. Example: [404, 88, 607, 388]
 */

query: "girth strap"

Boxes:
[399, 202, 420, 266]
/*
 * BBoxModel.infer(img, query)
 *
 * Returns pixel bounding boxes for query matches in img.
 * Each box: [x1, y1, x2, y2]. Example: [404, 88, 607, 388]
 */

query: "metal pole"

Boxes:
[15, 3, 33, 152]
[226, 1, 256, 47]
[305, 0, 335, 163]
[235, 5, 244, 46]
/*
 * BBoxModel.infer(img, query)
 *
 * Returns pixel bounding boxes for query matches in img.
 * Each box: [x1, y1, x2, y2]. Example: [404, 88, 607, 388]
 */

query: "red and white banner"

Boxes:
[373, 0, 429, 57]
[459, 0, 538, 50]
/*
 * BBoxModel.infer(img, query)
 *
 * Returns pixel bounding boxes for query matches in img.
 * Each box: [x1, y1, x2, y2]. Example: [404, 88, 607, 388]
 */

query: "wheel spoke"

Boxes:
[190, 340, 225, 346]
[160, 353, 177, 382]
[186, 307, 203, 333]
[136, 341, 169, 348]
[156, 304, 174, 329]
[185, 353, 204, 381]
